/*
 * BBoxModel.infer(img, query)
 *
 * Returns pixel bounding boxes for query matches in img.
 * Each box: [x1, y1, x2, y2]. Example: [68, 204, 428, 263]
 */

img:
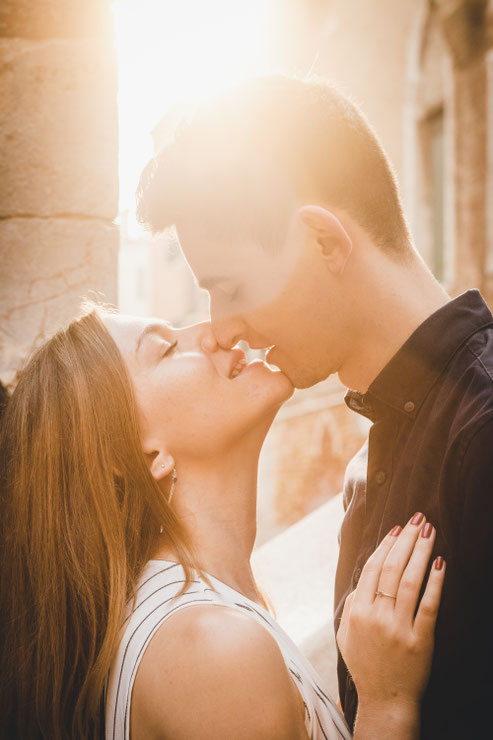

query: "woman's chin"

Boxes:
[262, 367, 294, 405]
[242, 358, 294, 396]
[259, 370, 295, 413]
[277, 376, 295, 403]
[267, 365, 295, 403]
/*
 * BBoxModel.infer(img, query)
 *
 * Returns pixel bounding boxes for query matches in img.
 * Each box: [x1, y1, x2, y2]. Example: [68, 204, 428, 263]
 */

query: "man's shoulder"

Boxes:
[444, 328, 493, 444]
[455, 410, 493, 475]
[462, 326, 493, 384]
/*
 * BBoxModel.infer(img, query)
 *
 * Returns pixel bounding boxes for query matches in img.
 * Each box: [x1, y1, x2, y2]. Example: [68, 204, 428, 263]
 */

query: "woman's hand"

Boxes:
[336, 514, 445, 739]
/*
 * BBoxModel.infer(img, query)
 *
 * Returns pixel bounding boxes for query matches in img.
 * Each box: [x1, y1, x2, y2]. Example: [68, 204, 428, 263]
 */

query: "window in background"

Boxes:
[423, 108, 445, 282]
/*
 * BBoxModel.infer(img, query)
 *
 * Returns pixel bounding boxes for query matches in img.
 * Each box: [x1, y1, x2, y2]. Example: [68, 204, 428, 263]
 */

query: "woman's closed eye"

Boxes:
[161, 340, 178, 358]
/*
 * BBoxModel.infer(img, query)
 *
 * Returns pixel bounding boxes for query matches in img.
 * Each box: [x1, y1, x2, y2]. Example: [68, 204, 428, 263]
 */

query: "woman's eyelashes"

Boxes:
[161, 340, 178, 358]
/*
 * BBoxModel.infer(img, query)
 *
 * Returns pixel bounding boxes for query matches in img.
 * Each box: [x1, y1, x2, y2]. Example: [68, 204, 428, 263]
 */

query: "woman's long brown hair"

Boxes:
[0, 309, 193, 739]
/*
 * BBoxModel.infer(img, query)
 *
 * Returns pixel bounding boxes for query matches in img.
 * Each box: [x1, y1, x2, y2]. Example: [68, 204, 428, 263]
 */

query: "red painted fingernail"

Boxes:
[389, 525, 402, 537]
[421, 523, 434, 539]
[410, 512, 424, 526]
[434, 556, 444, 571]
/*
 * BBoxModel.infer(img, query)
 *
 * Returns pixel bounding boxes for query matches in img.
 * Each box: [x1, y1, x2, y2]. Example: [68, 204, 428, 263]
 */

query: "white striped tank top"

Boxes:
[105, 560, 352, 740]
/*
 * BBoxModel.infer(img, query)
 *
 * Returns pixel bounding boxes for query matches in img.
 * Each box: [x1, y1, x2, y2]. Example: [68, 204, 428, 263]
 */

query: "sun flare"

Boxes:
[113, 0, 274, 209]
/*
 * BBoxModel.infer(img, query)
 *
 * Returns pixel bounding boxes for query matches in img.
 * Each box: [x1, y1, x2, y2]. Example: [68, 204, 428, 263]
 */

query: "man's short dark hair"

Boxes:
[136, 75, 412, 256]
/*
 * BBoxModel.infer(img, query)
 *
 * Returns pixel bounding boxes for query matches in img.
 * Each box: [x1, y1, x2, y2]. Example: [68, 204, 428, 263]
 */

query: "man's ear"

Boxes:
[298, 205, 352, 275]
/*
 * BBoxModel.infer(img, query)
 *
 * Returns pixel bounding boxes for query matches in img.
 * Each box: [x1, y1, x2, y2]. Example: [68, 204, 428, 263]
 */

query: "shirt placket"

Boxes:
[345, 414, 396, 710]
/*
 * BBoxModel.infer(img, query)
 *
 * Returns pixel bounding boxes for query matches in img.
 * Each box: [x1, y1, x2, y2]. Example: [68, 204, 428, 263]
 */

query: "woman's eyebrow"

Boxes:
[135, 321, 172, 355]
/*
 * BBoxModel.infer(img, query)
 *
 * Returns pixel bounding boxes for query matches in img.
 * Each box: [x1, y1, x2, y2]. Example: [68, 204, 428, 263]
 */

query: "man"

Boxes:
[136, 75, 493, 738]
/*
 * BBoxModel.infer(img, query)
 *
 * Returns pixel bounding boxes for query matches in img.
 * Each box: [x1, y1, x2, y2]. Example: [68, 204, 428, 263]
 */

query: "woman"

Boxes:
[0, 306, 445, 739]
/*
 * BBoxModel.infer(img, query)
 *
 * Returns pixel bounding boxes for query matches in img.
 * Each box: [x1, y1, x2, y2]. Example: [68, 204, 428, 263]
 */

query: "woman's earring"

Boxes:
[168, 468, 177, 504]
[159, 469, 177, 531]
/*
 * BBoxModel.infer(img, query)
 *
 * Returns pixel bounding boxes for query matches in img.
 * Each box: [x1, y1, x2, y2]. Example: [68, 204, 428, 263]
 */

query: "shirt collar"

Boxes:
[345, 290, 493, 422]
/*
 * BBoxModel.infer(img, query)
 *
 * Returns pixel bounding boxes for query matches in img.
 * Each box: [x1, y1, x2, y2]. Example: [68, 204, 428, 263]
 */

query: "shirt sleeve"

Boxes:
[418, 414, 493, 738]
[457, 414, 493, 588]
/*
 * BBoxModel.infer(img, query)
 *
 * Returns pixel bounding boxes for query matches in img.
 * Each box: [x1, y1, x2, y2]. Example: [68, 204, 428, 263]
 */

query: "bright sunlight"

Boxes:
[113, 0, 275, 210]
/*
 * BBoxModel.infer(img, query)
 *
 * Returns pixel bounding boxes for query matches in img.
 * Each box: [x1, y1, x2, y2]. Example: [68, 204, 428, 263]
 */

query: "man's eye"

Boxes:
[162, 340, 177, 358]
[217, 286, 241, 302]
[214, 282, 242, 302]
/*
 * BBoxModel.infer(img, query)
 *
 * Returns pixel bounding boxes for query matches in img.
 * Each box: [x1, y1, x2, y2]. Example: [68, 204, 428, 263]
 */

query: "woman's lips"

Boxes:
[227, 347, 247, 378]
[230, 358, 281, 379]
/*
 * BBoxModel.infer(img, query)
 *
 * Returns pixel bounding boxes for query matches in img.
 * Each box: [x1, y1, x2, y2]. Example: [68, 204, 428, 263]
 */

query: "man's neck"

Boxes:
[339, 252, 450, 393]
[153, 441, 263, 604]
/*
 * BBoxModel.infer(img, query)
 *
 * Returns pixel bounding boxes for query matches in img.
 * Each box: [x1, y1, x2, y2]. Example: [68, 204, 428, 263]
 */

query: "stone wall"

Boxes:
[0, 0, 119, 383]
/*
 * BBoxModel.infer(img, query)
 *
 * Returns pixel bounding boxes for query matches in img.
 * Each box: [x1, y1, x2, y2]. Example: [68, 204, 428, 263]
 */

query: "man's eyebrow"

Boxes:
[135, 321, 172, 355]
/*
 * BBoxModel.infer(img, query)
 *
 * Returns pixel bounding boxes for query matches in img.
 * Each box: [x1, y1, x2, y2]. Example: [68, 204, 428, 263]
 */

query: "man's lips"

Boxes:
[265, 346, 279, 368]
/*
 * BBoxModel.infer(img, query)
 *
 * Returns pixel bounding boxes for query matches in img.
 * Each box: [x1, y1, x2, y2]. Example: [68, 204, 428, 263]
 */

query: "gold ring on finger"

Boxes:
[375, 590, 397, 599]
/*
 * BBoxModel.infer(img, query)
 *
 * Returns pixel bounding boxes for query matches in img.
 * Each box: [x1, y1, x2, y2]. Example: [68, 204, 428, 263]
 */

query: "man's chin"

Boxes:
[265, 348, 331, 389]
[277, 366, 325, 390]
[292, 376, 322, 390]
[283, 362, 335, 389]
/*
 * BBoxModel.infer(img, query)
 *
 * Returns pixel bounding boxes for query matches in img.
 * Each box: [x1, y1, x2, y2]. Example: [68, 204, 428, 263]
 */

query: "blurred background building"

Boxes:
[1, 0, 493, 691]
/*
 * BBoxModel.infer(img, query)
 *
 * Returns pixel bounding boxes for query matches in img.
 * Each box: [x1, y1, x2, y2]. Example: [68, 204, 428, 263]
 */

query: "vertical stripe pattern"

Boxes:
[105, 560, 352, 740]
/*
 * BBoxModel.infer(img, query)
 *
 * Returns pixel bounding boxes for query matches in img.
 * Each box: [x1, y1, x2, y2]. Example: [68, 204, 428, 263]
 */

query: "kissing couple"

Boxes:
[1, 76, 491, 740]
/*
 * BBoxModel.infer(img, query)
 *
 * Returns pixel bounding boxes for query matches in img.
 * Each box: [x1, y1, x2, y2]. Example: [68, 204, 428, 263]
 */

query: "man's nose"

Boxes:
[196, 322, 219, 354]
[210, 313, 247, 350]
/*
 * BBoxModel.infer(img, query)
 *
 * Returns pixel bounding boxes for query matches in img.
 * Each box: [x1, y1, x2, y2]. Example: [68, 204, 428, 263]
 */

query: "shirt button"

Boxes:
[353, 567, 362, 585]
[375, 470, 387, 485]
[404, 401, 415, 413]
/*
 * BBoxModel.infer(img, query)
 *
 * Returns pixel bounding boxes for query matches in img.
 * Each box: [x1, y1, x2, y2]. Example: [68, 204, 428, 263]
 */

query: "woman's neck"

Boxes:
[152, 441, 263, 604]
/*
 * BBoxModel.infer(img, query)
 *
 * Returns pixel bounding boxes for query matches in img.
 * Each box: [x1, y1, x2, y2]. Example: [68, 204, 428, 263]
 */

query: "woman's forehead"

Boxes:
[103, 314, 160, 356]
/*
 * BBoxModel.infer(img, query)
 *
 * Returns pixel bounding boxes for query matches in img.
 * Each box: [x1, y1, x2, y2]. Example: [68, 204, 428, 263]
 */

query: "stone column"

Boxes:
[0, 1, 119, 383]
[437, 0, 493, 303]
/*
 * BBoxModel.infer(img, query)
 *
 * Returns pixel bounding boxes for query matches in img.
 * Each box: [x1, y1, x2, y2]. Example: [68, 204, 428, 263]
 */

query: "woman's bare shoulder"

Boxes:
[130, 604, 308, 740]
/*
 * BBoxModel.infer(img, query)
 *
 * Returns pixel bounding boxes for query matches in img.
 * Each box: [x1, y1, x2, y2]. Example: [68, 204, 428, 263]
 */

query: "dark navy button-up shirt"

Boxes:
[334, 289, 493, 739]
